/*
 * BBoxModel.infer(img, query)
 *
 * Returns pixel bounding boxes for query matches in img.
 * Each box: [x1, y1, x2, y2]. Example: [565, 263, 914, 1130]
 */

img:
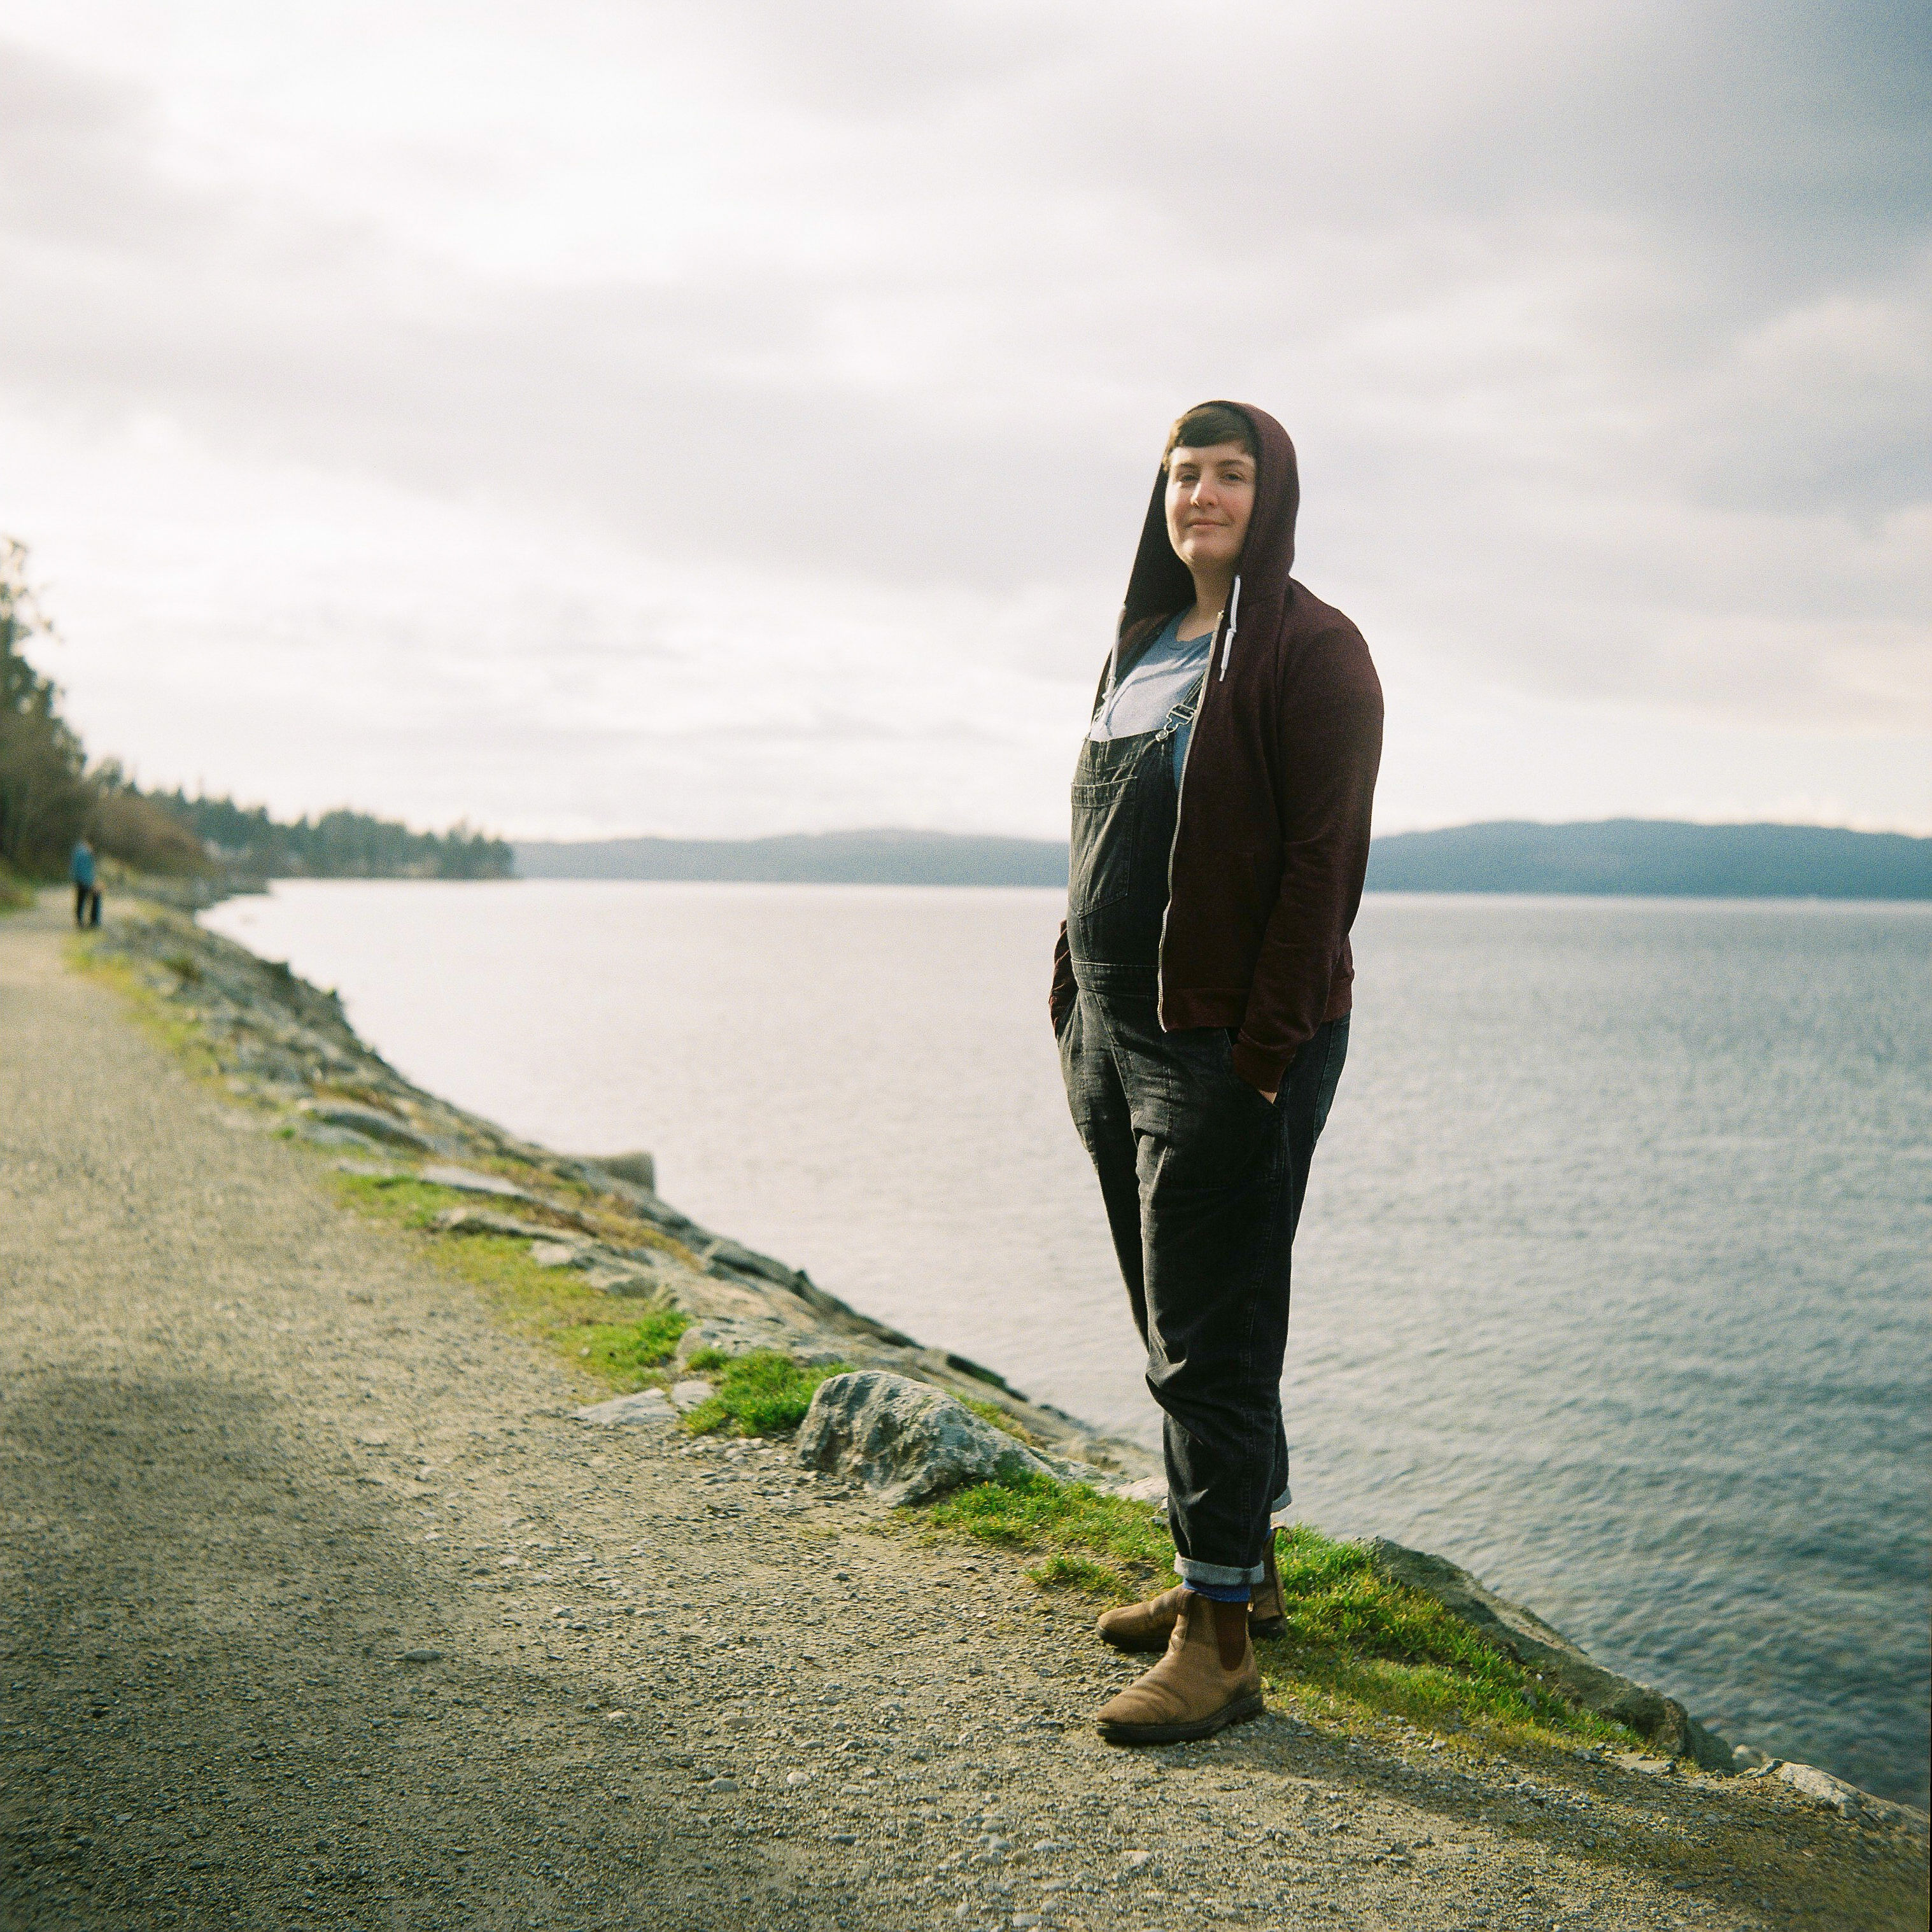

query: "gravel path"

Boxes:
[2, 895, 1919, 1931]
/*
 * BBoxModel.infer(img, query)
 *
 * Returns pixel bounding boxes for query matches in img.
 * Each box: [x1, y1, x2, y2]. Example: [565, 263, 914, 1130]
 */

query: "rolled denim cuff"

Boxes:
[1183, 1579, 1252, 1604]
[1173, 1553, 1267, 1589]
[1269, 1483, 1292, 1516]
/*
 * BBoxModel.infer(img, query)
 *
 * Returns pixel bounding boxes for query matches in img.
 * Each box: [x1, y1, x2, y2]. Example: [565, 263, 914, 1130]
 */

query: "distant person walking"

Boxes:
[1053, 402, 1382, 1744]
[70, 838, 101, 928]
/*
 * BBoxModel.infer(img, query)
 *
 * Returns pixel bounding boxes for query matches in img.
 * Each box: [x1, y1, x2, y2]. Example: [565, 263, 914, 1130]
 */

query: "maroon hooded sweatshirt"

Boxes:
[1050, 402, 1383, 1093]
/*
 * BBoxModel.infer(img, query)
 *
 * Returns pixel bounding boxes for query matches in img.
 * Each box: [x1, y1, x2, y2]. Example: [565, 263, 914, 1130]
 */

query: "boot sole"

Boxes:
[1096, 1687, 1266, 1747]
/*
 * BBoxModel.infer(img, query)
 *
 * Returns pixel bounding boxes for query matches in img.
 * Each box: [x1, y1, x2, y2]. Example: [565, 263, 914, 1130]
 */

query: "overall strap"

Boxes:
[1155, 668, 1209, 743]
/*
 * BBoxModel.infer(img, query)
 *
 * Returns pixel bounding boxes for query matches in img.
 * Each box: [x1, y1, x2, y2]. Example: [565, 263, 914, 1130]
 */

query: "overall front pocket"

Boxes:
[1068, 778, 1137, 915]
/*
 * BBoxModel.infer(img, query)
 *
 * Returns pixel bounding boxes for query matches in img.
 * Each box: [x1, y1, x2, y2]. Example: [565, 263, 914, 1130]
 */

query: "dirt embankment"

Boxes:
[2, 892, 1923, 1932]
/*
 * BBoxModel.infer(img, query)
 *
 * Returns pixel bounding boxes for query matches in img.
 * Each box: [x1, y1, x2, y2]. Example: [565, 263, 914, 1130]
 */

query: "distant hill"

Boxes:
[1365, 820, 1932, 899]
[515, 820, 1931, 897]
[516, 820, 1932, 898]
[514, 829, 1069, 887]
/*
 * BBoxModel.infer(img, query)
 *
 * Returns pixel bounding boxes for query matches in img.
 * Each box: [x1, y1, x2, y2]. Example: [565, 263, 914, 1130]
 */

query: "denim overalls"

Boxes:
[1058, 670, 1348, 1590]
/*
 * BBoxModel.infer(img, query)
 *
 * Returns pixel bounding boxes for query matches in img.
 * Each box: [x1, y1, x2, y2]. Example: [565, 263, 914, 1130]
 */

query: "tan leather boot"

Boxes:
[1247, 1528, 1287, 1640]
[1094, 1591, 1265, 1745]
[1096, 1530, 1286, 1652]
[1095, 1584, 1189, 1653]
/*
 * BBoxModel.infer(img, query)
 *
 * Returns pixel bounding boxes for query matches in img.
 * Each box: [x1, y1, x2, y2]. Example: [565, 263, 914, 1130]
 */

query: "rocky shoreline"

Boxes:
[83, 891, 1927, 1844]
[96, 889, 1152, 1483]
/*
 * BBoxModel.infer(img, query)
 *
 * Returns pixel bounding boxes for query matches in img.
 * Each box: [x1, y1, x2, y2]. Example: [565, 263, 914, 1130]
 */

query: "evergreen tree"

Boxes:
[1, 534, 512, 884]
[0, 539, 92, 877]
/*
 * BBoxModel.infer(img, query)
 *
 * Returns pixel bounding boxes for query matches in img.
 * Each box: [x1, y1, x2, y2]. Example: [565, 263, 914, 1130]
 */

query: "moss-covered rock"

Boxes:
[798, 1369, 1051, 1504]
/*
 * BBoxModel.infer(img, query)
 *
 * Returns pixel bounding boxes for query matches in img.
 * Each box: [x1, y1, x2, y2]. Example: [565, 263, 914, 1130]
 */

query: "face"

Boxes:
[1164, 441, 1256, 578]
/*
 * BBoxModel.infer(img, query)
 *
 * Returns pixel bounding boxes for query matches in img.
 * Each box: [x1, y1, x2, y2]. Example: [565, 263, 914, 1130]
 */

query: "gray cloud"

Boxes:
[0, 1, 1924, 836]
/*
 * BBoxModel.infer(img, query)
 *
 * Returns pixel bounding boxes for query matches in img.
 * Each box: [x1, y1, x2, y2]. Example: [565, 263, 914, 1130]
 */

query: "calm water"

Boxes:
[204, 882, 1932, 1808]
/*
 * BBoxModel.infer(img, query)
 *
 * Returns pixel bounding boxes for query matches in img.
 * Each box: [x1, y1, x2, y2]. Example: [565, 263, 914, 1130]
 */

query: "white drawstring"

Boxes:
[1218, 574, 1242, 679]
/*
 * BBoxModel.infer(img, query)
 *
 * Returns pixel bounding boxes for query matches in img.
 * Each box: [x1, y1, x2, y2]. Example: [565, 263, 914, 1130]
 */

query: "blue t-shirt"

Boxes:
[1089, 612, 1213, 781]
[71, 843, 96, 888]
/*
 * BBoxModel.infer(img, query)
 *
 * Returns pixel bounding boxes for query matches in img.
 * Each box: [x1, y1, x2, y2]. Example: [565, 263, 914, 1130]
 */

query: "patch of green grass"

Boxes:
[915, 1472, 1641, 1754]
[1027, 1553, 1138, 1594]
[0, 866, 34, 915]
[961, 1397, 1043, 1447]
[680, 1348, 849, 1438]
[924, 1472, 1172, 1591]
[578, 1309, 691, 1383]
[332, 1173, 479, 1223]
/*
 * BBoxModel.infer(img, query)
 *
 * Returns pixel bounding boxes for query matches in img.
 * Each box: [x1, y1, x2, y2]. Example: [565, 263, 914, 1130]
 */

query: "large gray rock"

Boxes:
[675, 1316, 848, 1369]
[575, 1389, 675, 1426]
[421, 1162, 533, 1200]
[1360, 1537, 1733, 1769]
[296, 1120, 382, 1152]
[675, 1315, 784, 1362]
[583, 1150, 656, 1192]
[582, 1266, 664, 1299]
[1776, 1761, 1929, 1838]
[299, 1100, 435, 1151]
[433, 1206, 556, 1240]
[796, 1371, 1052, 1505]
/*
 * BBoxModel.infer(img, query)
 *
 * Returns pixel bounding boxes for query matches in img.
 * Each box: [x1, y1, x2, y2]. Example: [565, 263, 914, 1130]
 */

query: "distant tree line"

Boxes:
[153, 791, 512, 879]
[1, 538, 510, 893]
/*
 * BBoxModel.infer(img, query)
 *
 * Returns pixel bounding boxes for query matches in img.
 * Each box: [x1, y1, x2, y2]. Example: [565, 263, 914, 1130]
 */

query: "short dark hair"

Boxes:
[1163, 403, 1257, 468]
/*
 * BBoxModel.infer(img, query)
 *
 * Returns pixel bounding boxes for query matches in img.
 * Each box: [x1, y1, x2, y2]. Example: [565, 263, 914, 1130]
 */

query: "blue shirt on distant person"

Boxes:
[1087, 612, 1214, 782]
[71, 841, 95, 889]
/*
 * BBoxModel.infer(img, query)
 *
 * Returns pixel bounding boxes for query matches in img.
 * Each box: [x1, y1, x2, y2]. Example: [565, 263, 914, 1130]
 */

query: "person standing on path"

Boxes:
[1052, 401, 1383, 1745]
[70, 836, 99, 927]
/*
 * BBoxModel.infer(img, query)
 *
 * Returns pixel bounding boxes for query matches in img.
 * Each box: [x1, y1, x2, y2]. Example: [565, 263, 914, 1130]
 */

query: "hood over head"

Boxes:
[1059, 398, 1379, 1090]
[1119, 402, 1300, 665]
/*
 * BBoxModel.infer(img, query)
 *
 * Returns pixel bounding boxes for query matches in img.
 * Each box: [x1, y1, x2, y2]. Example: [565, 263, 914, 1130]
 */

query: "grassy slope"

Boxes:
[918, 1472, 1644, 1757]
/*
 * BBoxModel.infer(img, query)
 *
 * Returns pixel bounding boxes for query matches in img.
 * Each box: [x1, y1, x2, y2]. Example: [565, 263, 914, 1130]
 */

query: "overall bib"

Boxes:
[1059, 675, 1347, 1588]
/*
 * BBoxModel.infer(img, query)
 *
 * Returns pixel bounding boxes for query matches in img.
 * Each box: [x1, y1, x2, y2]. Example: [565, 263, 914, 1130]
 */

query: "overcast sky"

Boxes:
[2, 1, 1927, 839]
